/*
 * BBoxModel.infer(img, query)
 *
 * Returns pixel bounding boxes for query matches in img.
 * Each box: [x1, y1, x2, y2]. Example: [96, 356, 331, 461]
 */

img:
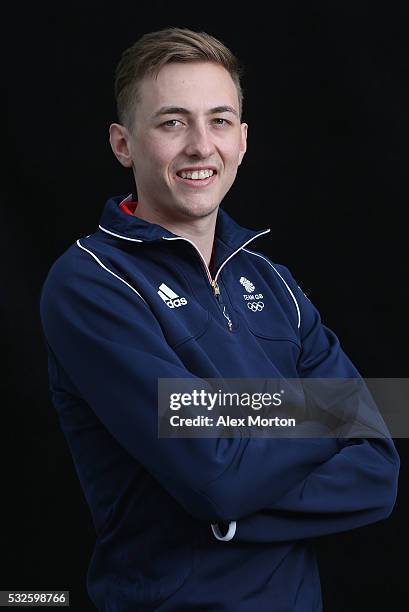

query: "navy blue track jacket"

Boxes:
[40, 194, 400, 611]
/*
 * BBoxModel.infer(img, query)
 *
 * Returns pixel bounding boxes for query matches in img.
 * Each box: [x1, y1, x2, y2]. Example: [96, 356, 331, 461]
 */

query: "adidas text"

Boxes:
[165, 297, 188, 308]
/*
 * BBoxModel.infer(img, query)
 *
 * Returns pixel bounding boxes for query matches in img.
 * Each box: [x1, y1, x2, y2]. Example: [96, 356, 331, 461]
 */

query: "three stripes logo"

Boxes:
[157, 283, 188, 309]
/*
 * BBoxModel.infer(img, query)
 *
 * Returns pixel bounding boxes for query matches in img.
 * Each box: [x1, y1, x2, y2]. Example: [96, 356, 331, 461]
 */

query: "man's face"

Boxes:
[122, 61, 247, 222]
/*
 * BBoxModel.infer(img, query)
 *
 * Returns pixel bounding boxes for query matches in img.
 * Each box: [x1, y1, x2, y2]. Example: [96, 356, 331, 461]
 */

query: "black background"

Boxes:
[3, 2, 408, 610]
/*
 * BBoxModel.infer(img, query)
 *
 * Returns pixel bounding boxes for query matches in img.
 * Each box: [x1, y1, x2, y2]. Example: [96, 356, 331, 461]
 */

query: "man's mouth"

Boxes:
[176, 168, 216, 180]
[175, 168, 218, 188]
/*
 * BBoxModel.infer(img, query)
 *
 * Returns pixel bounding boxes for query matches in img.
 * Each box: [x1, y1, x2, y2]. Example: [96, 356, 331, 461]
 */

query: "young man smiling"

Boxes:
[109, 58, 247, 266]
[40, 28, 399, 611]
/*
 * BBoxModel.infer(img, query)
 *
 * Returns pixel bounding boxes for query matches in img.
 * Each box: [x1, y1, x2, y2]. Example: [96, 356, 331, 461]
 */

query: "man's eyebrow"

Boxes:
[152, 105, 238, 118]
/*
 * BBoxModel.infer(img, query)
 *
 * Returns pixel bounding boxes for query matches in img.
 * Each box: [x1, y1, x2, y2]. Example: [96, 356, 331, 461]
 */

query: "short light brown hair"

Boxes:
[114, 27, 244, 130]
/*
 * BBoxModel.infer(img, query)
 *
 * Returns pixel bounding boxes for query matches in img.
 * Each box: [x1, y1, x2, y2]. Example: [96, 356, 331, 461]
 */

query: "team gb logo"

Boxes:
[239, 277, 255, 293]
[239, 277, 264, 312]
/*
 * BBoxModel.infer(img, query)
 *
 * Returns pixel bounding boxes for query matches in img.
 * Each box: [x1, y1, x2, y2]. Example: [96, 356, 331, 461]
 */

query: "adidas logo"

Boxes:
[239, 276, 255, 293]
[157, 283, 188, 309]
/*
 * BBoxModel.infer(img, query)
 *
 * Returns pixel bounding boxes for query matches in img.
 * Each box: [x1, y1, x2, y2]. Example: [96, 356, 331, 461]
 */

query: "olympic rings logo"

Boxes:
[247, 301, 264, 312]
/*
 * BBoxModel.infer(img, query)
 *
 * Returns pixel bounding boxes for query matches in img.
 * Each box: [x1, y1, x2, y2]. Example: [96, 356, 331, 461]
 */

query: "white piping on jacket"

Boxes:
[98, 225, 144, 242]
[243, 248, 301, 329]
[76, 239, 147, 305]
[214, 229, 271, 282]
[211, 521, 237, 542]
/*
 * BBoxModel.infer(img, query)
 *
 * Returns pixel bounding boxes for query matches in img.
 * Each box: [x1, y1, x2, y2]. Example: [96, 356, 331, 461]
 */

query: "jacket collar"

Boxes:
[98, 194, 270, 252]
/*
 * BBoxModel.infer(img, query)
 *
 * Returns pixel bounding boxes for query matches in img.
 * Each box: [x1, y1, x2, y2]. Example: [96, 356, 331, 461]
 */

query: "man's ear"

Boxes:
[109, 123, 134, 168]
[238, 122, 248, 166]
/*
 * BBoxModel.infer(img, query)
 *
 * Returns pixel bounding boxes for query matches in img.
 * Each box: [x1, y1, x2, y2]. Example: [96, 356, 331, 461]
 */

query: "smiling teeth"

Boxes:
[179, 169, 214, 179]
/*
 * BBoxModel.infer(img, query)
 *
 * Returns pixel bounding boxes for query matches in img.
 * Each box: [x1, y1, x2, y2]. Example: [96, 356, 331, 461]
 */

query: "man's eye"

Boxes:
[212, 118, 230, 127]
[162, 119, 182, 128]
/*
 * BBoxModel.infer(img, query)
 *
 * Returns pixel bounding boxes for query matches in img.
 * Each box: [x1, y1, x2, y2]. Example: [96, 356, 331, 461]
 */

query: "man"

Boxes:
[40, 28, 399, 611]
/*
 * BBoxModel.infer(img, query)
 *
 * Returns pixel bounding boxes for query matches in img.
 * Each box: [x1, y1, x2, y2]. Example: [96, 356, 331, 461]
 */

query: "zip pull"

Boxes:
[211, 279, 220, 297]
[222, 306, 233, 331]
[212, 279, 233, 331]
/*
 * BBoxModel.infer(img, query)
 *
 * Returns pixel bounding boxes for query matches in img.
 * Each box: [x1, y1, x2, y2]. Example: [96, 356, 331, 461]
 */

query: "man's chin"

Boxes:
[173, 198, 221, 220]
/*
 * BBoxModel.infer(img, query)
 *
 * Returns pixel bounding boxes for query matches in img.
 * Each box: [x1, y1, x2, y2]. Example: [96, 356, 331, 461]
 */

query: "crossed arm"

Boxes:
[40, 250, 400, 542]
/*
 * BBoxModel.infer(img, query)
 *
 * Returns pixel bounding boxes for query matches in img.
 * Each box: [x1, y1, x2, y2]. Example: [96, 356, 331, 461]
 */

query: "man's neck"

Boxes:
[132, 201, 218, 268]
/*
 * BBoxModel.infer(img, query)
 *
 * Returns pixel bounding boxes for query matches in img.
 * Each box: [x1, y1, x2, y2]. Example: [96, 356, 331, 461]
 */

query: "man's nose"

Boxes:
[184, 123, 215, 158]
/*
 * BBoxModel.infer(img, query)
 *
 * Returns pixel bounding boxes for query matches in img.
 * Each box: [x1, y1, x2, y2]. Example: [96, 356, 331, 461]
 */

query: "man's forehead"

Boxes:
[138, 62, 239, 112]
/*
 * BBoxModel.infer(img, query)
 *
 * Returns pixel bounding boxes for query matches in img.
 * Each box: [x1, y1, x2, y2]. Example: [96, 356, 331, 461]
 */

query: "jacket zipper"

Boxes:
[162, 236, 234, 331]
[211, 279, 233, 331]
[162, 230, 270, 332]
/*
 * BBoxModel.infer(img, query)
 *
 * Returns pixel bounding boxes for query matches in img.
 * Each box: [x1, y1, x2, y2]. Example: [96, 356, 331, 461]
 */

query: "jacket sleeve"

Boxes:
[40, 245, 343, 524]
[224, 264, 399, 542]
